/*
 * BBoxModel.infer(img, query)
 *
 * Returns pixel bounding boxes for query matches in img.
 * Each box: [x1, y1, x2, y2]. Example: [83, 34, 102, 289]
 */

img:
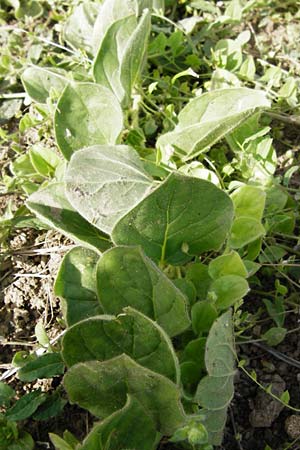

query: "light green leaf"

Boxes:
[18, 353, 64, 382]
[54, 82, 123, 160]
[195, 311, 235, 444]
[209, 275, 249, 310]
[64, 354, 186, 435]
[27, 183, 111, 251]
[204, 310, 235, 377]
[239, 55, 256, 80]
[0, 99, 22, 125]
[229, 217, 265, 248]
[231, 185, 266, 221]
[224, 0, 242, 21]
[29, 145, 62, 178]
[93, 10, 151, 106]
[54, 247, 102, 326]
[208, 251, 248, 279]
[22, 67, 68, 103]
[65, 145, 153, 234]
[96, 246, 190, 337]
[92, 0, 137, 54]
[49, 434, 74, 450]
[79, 396, 160, 450]
[157, 88, 270, 163]
[62, 307, 179, 382]
[112, 173, 234, 265]
[63, 2, 100, 55]
[196, 375, 234, 410]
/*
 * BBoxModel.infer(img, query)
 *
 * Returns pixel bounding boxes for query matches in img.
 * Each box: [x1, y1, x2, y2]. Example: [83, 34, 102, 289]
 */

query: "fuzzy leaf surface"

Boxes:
[64, 354, 186, 435]
[96, 246, 190, 337]
[22, 67, 68, 103]
[112, 173, 234, 264]
[79, 396, 160, 450]
[156, 88, 270, 162]
[27, 183, 110, 251]
[62, 307, 179, 382]
[65, 145, 152, 234]
[93, 10, 151, 106]
[195, 311, 235, 445]
[54, 82, 123, 160]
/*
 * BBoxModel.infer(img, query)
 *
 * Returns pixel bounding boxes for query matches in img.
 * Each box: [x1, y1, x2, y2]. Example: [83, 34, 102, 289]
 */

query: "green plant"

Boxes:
[6, 0, 298, 449]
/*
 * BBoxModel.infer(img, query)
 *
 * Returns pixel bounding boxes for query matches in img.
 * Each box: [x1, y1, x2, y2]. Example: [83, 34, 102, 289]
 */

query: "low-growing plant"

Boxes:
[3, 0, 297, 449]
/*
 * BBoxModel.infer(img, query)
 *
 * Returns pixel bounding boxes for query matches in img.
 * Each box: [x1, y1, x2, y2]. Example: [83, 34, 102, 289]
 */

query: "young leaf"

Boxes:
[93, 10, 151, 106]
[156, 88, 270, 163]
[18, 353, 64, 382]
[64, 354, 186, 435]
[63, 2, 100, 55]
[22, 66, 68, 103]
[231, 185, 266, 221]
[29, 145, 61, 178]
[229, 217, 265, 249]
[80, 396, 160, 450]
[54, 82, 123, 160]
[112, 173, 234, 264]
[54, 246, 102, 326]
[209, 275, 249, 310]
[92, 0, 137, 54]
[208, 251, 248, 279]
[27, 182, 111, 251]
[262, 327, 287, 346]
[96, 246, 190, 337]
[62, 307, 179, 382]
[65, 145, 153, 234]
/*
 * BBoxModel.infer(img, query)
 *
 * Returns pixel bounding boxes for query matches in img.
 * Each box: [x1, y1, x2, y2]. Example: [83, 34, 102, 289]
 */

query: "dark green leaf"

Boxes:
[54, 247, 101, 326]
[96, 246, 190, 337]
[113, 173, 234, 265]
[18, 353, 64, 382]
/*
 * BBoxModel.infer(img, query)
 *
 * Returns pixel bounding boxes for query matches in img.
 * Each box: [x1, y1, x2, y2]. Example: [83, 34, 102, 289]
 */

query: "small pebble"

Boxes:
[285, 415, 300, 440]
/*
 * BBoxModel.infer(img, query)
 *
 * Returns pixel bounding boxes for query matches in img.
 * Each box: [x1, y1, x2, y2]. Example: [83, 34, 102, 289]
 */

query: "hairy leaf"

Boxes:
[65, 145, 152, 234]
[54, 82, 123, 160]
[96, 246, 190, 337]
[27, 183, 111, 251]
[62, 307, 179, 382]
[209, 275, 249, 310]
[80, 396, 160, 450]
[156, 88, 270, 163]
[22, 66, 68, 103]
[112, 173, 234, 264]
[208, 251, 248, 279]
[64, 354, 186, 434]
[63, 2, 99, 55]
[93, 10, 151, 106]
[195, 311, 235, 445]
[54, 247, 101, 326]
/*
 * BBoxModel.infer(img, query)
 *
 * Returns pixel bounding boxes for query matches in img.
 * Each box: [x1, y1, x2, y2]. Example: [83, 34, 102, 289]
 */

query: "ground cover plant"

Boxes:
[1, 0, 300, 449]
